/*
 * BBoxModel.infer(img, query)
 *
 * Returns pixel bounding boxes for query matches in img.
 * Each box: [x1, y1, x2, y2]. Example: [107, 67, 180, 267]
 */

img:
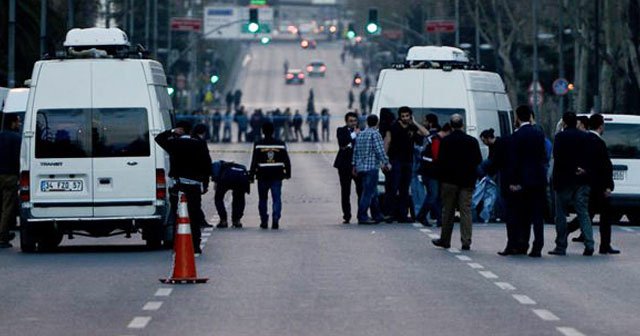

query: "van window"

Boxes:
[154, 86, 174, 129]
[36, 109, 92, 158]
[603, 123, 640, 159]
[94, 108, 150, 157]
[382, 107, 465, 127]
[498, 110, 512, 136]
[1, 112, 25, 132]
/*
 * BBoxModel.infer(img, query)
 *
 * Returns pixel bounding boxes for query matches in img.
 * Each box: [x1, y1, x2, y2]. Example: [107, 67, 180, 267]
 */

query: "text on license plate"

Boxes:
[40, 180, 84, 192]
[613, 170, 626, 181]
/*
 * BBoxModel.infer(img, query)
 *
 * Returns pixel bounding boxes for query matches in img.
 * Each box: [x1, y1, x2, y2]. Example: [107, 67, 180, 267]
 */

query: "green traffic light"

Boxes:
[347, 31, 356, 39]
[260, 36, 271, 44]
[248, 22, 260, 33]
[366, 23, 379, 34]
[167, 87, 175, 96]
[210, 75, 220, 84]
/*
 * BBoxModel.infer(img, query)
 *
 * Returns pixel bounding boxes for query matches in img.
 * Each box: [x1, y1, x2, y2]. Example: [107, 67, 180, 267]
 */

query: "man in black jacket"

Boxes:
[499, 106, 548, 257]
[549, 112, 594, 256]
[0, 115, 21, 248]
[432, 114, 482, 250]
[155, 121, 212, 253]
[250, 122, 292, 229]
[334, 112, 362, 223]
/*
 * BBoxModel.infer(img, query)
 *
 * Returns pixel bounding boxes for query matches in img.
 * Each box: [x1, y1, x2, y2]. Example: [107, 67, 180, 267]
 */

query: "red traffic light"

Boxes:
[300, 39, 310, 49]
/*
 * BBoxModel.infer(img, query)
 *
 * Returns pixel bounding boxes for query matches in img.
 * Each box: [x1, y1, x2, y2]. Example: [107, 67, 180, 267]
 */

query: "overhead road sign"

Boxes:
[425, 20, 456, 33]
[171, 17, 203, 33]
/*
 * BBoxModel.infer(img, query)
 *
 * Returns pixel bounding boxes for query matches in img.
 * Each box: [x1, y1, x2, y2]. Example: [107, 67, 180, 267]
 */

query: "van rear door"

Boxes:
[91, 62, 156, 217]
[30, 62, 93, 218]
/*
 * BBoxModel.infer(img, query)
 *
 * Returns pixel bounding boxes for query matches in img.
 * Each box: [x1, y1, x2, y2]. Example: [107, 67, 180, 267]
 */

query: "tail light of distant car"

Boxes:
[156, 169, 167, 200]
[320, 66, 327, 72]
[19, 171, 30, 202]
[286, 73, 294, 80]
[298, 73, 305, 79]
[306, 66, 314, 72]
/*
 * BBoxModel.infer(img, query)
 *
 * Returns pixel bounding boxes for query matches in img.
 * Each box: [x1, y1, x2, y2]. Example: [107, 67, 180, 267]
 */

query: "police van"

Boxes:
[19, 28, 174, 252]
[372, 46, 513, 158]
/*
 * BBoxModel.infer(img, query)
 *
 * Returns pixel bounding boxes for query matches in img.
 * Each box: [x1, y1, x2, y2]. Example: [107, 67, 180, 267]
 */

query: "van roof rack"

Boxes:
[390, 61, 484, 71]
[42, 27, 152, 60]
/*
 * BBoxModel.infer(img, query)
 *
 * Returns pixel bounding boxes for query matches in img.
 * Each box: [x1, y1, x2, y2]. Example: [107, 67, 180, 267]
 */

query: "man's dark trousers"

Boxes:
[517, 186, 545, 253]
[214, 184, 245, 222]
[384, 160, 412, 220]
[338, 168, 362, 222]
[569, 189, 614, 248]
[174, 184, 203, 249]
[258, 179, 283, 223]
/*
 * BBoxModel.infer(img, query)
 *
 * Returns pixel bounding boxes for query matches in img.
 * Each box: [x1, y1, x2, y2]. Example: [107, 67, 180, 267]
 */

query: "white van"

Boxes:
[1, 87, 29, 132]
[372, 46, 513, 157]
[19, 28, 174, 252]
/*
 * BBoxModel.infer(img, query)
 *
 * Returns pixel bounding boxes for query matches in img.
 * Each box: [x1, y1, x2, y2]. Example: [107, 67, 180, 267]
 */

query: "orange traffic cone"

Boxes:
[160, 192, 208, 284]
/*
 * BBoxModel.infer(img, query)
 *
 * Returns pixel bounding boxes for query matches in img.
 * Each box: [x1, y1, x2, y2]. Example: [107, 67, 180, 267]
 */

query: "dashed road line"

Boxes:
[557, 327, 586, 336]
[494, 282, 516, 290]
[202, 232, 212, 237]
[154, 288, 173, 297]
[532, 309, 560, 321]
[479, 271, 499, 279]
[448, 248, 460, 254]
[419, 228, 431, 233]
[621, 227, 635, 232]
[428, 233, 440, 239]
[512, 294, 536, 305]
[202, 237, 209, 243]
[467, 263, 484, 269]
[127, 317, 152, 329]
[142, 301, 163, 311]
[456, 255, 472, 261]
[412, 223, 422, 228]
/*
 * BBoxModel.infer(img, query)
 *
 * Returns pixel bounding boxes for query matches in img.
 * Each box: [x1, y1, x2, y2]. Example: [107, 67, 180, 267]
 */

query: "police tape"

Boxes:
[210, 149, 338, 154]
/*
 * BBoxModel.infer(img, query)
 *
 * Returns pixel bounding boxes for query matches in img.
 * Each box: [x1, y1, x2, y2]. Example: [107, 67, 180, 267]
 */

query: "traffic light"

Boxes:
[167, 87, 175, 96]
[210, 74, 220, 84]
[366, 8, 379, 34]
[260, 36, 271, 44]
[248, 8, 260, 33]
[347, 23, 356, 39]
[300, 39, 310, 49]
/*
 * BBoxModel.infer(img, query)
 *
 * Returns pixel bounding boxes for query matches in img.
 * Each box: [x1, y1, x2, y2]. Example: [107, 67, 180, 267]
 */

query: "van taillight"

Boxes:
[156, 169, 167, 200]
[19, 171, 30, 202]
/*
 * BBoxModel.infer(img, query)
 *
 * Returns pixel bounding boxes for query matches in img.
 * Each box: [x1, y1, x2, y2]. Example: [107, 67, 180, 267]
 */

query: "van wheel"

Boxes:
[20, 224, 36, 253]
[39, 230, 63, 252]
[143, 222, 163, 250]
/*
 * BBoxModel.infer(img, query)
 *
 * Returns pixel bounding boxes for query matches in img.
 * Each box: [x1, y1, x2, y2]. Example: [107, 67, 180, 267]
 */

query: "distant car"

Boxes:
[309, 40, 317, 49]
[306, 61, 327, 77]
[285, 69, 305, 85]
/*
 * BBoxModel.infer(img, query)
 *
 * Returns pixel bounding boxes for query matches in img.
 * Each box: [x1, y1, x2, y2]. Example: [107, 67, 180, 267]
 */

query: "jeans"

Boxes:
[554, 185, 594, 251]
[384, 160, 412, 220]
[0, 175, 18, 242]
[420, 176, 442, 226]
[338, 168, 363, 221]
[357, 169, 382, 222]
[410, 173, 426, 217]
[440, 183, 473, 247]
[258, 179, 283, 224]
[214, 184, 246, 222]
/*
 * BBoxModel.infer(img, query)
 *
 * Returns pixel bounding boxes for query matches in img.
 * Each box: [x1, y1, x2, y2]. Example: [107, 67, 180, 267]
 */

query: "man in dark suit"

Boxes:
[334, 112, 363, 223]
[432, 114, 482, 250]
[499, 106, 548, 257]
[549, 112, 594, 256]
[155, 121, 212, 254]
[573, 114, 620, 254]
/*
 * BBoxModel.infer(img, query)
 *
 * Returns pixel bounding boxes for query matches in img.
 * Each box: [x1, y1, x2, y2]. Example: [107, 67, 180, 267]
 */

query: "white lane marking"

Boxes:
[142, 301, 163, 311]
[479, 271, 499, 279]
[127, 317, 151, 329]
[242, 54, 252, 67]
[456, 255, 472, 261]
[621, 227, 635, 232]
[557, 327, 586, 336]
[468, 263, 484, 269]
[532, 309, 560, 321]
[494, 282, 516, 290]
[154, 288, 172, 297]
[419, 228, 432, 233]
[512, 294, 536, 305]
[412, 223, 422, 228]
[202, 238, 209, 243]
[428, 234, 440, 239]
[448, 248, 460, 254]
[202, 232, 212, 237]
[203, 227, 214, 232]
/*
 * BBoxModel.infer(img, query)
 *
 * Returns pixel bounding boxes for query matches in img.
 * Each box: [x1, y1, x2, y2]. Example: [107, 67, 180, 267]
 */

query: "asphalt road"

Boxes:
[2, 41, 640, 336]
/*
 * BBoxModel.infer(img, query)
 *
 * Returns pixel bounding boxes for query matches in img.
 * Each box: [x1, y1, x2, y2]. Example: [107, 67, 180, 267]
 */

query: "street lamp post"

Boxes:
[41, 0, 47, 56]
[8, 0, 16, 88]
[593, 0, 601, 113]
[532, 0, 540, 117]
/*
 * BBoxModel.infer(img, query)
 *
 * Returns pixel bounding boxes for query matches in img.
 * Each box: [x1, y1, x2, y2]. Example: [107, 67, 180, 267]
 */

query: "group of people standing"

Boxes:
[335, 105, 621, 257]
[155, 120, 291, 254]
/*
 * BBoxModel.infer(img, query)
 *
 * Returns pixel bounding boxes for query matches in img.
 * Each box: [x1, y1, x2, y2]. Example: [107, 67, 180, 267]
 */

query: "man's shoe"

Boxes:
[232, 221, 243, 228]
[431, 239, 450, 249]
[583, 248, 594, 256]
[358, 219, 378, 225]
[421, 221, 433, 227]
[0, 241, 12, 248]
[497, 249, 518, 256]
[528, 251, 542, 258]
[272, 221, 279, 230]
[383, 216, 394, 223]
[397, 217, 413, 223]
[194, 246, 202, 254]
[342, 219, 350, 224]
[461, 245, 470, 251]
[572, 235, 585, 243]
[548, 249, 566, 256]
[216, 220, 229, 229]
[260, 222, 268, 229]
[599, 246, 621, 254]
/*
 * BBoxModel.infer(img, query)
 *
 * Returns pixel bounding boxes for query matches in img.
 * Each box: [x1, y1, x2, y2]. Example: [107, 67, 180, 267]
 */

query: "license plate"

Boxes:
[613, 170, 626, 181]
[40, 180, 84, 192]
